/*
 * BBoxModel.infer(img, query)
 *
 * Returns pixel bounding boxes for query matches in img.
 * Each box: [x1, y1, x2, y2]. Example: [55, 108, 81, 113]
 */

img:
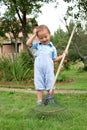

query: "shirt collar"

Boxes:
[39, 42, 53, 47]
[48, 42, 53, 47]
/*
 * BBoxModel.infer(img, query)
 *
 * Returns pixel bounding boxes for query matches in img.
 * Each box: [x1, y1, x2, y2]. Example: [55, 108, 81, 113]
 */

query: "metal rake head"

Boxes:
[43, 94, 55, 105]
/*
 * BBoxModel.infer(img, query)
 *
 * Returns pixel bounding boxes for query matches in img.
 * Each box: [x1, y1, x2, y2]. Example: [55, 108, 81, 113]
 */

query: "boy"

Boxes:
[26, 25, 67, 104]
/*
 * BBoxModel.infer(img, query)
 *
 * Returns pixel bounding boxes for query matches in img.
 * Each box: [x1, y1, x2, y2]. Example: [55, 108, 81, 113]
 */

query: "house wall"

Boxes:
[0, 42, 23, 58]
[3, 44, 12, 53]
[0, 33, 38, 58]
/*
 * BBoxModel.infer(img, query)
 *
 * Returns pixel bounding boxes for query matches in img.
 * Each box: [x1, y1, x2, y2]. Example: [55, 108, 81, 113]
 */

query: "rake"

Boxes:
[43, 26, 76, 105]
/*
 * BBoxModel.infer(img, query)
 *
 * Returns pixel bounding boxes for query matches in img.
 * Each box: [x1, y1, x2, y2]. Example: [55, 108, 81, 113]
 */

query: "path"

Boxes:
[0, 87, 87, 94]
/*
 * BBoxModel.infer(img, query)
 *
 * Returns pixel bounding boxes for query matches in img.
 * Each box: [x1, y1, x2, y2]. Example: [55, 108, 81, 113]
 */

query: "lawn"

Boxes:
[56, 67, 87, 90]
[0, 91, 87, 130]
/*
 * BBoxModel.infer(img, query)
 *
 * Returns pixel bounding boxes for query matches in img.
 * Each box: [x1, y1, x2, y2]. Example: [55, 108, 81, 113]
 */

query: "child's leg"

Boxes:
[47, 89, 54, 95]
[37, 90, 43, 104]
[51, 89, 54, 95]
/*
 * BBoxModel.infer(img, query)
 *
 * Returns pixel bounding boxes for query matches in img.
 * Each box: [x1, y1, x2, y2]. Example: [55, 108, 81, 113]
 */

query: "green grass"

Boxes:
[56, 68, 87, 90]
[0, 91, 87, 130]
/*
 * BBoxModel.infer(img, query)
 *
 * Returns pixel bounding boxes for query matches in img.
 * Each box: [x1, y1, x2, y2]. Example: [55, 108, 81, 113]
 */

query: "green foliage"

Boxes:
[51, 28, 69, 54]
[0, 43, 3, 47]
[18, 51, 34, 80]
[71, 24, 87, 64]
[68, 51, 79, 62]
[0, 0, 57, 37]
[83, 59, 87, 71]
[0, 57, 12, 81]
[64, 0, 87, 24]
[63, 59, 71, 70]
[57, 73, 67, 82]
[0, 52, 34, 82]
[51, 20, 87, 63]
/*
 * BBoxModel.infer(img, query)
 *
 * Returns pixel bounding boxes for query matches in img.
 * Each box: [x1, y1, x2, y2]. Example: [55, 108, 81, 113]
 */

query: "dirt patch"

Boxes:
[57, 79, 74, 84]
[0, 87, 87, 94]
[0, 81, 33, 87]
[0, 80, 87, 94]
[0, 80, 74, 87]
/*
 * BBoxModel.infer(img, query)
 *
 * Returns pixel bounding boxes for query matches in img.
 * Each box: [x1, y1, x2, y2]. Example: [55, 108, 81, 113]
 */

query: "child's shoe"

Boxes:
[37, 100, 42, 105]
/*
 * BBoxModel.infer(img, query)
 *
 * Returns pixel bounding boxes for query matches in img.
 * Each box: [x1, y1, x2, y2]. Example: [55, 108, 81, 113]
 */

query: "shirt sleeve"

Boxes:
[52, 47, 57, 59]
[31, 42, 38, 49]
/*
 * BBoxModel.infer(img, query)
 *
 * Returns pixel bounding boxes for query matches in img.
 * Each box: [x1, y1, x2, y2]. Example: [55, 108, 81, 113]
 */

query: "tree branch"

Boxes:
[12, 0, 23, 24]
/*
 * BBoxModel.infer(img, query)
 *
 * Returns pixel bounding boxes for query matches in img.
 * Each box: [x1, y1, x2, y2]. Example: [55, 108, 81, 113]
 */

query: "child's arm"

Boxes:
[26, 28, 37, 47]
[53, 51, 68, 62]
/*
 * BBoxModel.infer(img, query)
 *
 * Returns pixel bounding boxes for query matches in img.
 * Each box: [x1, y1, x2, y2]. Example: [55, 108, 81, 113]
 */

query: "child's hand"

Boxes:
[33, 28, 38, 36]
[63, 50, 68, 56]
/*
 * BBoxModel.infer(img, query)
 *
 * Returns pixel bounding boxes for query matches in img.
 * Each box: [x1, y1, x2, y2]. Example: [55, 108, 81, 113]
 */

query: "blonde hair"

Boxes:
[36, 25, 51, 36]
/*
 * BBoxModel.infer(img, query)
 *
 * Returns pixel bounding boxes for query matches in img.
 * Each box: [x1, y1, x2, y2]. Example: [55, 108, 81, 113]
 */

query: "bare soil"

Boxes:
[0, 81, 87, 94]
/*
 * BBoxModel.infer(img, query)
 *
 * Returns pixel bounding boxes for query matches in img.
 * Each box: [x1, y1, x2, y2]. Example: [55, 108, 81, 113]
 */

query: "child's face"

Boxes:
[37, 29, 50, 44]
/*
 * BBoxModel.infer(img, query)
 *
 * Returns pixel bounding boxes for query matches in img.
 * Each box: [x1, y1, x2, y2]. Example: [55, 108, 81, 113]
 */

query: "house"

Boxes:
[0, 32, 26, 58]
[0, 18, 38, 58]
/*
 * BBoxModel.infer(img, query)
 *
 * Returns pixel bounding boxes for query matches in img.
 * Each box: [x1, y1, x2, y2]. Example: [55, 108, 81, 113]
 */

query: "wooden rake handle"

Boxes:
[50, 26, 76, 94]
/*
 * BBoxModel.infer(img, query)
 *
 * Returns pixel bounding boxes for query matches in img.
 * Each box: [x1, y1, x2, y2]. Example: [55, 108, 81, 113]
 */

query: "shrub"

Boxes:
[0, 52, 34, 83]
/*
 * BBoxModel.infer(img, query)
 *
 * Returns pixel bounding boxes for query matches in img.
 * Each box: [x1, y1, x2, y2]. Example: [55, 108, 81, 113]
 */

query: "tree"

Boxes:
[73, 25, 87, 70]
[63, 0, 87, 24]
[0, 10, 38, 60]
[0, 11, 21, 59]
[51, 20, 87, 64]
[51, 28, 69, 54]
[67, 20, 87, 60]
[0, 0, 57, 60]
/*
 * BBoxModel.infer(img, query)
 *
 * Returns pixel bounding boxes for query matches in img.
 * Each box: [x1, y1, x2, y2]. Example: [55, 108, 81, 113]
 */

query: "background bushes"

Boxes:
[0, 52, 34, 83]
